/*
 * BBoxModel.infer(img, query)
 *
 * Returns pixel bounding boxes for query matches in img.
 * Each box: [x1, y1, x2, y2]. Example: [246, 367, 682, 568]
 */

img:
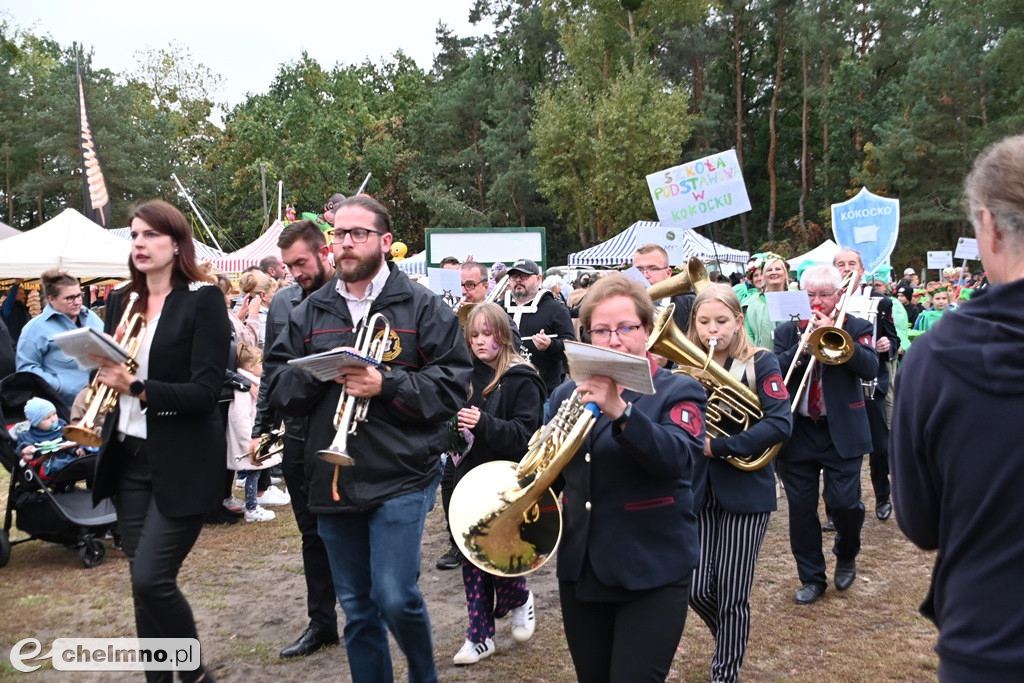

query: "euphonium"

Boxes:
[64, 292, 146, 448]
[456, 274, 509, 328]
[317, 312, 391, 468]
[448, 392, 600, 577]
[646, 256, 710, 301]
[647, 303, 781, 471]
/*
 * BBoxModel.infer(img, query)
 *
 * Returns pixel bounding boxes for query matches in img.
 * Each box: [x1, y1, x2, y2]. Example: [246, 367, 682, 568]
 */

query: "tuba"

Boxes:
[646, 256, 710, 301]
[647, 303, 781, 471]
[317, 313, 391, 473]
[64, 292, 146, 448]
[448, 393, 600, 576]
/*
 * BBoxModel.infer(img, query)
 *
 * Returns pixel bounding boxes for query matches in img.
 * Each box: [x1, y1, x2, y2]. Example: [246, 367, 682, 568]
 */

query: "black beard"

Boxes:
[305, 259, 328, 293]
[340, 252, 384, 284]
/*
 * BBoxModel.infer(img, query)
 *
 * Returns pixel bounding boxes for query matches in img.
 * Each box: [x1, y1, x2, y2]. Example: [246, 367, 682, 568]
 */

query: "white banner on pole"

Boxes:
[927, 250, 953, 270]
[954, 237, 979, 260]
[646, 149, 751, 229]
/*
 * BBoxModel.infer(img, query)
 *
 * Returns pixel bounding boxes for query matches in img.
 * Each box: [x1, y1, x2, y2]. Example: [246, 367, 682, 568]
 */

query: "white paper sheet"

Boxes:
[287, 348, 381, 382]
[52, 327, 130, 370]
[563, 341, 655, 395]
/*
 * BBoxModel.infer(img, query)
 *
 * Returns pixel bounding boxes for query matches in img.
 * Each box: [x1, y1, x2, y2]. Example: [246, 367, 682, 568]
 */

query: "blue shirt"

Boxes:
[15, 304, 104, 408]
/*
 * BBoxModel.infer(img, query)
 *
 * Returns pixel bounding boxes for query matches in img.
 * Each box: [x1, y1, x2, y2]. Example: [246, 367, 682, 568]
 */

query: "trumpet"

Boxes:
[317, 312, 391, 470]
[64, 292, 146, 447]
[235, 424, 285, 464]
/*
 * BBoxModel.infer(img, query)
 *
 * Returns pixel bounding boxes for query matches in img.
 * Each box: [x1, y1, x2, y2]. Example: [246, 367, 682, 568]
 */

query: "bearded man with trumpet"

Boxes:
[266, 196, 472, 683]
[773, 264, 878, 605]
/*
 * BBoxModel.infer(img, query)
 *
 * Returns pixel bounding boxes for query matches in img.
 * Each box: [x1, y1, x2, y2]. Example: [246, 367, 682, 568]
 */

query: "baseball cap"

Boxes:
[903, 268, 915, 276]
[508, 259, 541, 276]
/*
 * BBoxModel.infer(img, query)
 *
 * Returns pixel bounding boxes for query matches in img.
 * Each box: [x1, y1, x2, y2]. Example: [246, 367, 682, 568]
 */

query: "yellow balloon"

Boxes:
[391, 242, 408, 260]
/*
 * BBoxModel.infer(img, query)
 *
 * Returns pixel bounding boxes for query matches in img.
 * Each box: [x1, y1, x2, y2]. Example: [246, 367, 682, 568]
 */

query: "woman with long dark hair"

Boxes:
[91, 199, 229, 682]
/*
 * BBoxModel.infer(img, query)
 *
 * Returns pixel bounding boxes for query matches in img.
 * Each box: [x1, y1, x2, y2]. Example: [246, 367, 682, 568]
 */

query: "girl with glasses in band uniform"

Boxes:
[548, 273, 707, 681]
[15, 268, 104, 408]
[91, 199, 229, 682]
[685, 284, 793, 683]
[449, 302, 547, 665]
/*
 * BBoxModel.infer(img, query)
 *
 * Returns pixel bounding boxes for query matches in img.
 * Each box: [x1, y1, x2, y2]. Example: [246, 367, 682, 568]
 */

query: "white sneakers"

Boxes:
[257, 485, 291, 506]
[510, 591, 536, 643]
[244, 505, 276, 522]
[453, 638, 495, 665]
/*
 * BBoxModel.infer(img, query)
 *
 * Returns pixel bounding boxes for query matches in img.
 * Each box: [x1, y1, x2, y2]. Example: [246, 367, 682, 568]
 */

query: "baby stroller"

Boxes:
[0, 372, 117, 568]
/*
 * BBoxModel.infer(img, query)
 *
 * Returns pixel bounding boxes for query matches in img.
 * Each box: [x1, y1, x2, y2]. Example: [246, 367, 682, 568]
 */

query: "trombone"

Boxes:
[783, 272, 859, 412]
[317, 312, 391, 470]
[456, 274, 509, 328]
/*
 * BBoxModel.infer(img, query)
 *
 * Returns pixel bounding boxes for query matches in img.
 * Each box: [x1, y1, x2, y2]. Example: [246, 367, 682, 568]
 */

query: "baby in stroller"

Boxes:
[17, 397, 92, 481]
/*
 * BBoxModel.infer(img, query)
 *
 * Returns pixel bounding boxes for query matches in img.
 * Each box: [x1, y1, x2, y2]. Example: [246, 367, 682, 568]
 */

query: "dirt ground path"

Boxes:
[1, 464, 939, 682]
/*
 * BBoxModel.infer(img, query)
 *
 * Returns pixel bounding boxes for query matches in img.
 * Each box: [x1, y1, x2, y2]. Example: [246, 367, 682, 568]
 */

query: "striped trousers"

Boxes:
[689, 487, 771, 683]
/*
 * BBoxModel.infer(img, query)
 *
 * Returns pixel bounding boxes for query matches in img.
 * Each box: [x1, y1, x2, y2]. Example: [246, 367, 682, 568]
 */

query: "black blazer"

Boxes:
[551, 362, 706, 591]
[93, 284, 230, 517]
[868, 289, 899, 396]
[774, 315, 878, 459]
[693, 350, 793, 514]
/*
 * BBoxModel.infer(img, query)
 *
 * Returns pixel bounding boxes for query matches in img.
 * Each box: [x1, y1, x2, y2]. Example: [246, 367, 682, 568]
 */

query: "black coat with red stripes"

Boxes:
[773, 314, 878, 460]
[692, 350, 793, 515]
[550, 356, 706, 592]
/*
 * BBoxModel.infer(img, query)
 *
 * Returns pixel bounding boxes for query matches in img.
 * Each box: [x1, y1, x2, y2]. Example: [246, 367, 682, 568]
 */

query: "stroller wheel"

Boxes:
[80, 538, 106, 568]
[0, 530, 10, 568]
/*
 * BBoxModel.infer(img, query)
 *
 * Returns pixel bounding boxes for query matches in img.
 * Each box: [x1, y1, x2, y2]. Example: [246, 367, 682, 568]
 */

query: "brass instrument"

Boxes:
[784, 272, 859, 412]
[646, 256, 710, 301]
[234, 424, 284, 465]
[317, 312, 391, 468]
[448, 392, 600, 576]
[647, 304, 781, 471]
[456, 274, 509, 328]
[64, 292, 146, 447]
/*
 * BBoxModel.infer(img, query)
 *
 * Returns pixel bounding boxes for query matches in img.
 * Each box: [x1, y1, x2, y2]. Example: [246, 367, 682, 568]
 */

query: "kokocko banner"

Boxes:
[830, 187, 900, 275]
[646, 149, 752, 229]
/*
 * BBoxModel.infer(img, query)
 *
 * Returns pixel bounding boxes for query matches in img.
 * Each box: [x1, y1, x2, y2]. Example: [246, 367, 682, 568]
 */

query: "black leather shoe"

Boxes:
[876, 500, 893, 521]
[436, 545, 463, 570]
[795, 583, 825, 604]
[822, 518, 836, 533]
[835, 559, 857, 591]
[280, 626, 340, 659]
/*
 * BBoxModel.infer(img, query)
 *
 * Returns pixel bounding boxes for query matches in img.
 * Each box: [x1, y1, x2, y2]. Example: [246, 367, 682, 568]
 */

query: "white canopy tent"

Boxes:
[788, 239, 840, 270]
[0, 208, 131, 278]
[211, 221, 285, 273]
[0, 220, 20, 240]
[568, 221, 749, 266]
[110, 227, 226, 262]
[395, 251, 427, 276]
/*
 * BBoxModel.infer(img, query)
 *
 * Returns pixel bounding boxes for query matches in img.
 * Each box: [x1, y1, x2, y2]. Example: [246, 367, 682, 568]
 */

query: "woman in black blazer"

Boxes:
[92, 200, 229, 683]
[547, 274, 706, 682]
[685, 285, 793, 683]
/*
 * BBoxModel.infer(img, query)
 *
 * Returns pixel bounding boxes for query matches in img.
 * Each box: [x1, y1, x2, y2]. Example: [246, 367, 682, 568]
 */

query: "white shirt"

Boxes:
[118, 315, 159, 439]
[335, 262, 390, 327]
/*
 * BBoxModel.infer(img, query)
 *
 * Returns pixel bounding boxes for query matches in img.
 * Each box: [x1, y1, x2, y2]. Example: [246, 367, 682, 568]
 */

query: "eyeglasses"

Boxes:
[805, 290, 839, 300]
[588, 324, 643, 341]
[461, 280, 483, 290]
[61, 293, 84, 303]
[328, 227, 384, 244]
[508, 272, 534, 281]
[635, 266, 669, 274]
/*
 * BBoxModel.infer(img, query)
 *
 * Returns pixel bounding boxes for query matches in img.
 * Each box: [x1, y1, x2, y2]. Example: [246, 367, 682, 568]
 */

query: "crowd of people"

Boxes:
[3, 134, 1023, 682]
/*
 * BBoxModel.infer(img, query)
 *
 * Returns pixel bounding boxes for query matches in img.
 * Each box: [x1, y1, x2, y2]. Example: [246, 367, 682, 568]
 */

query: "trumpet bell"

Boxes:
[318, 447, 355, 466]
[62, 424, 102, 448]
[808, 326, 855, 365]
[449, 460, 562, 577]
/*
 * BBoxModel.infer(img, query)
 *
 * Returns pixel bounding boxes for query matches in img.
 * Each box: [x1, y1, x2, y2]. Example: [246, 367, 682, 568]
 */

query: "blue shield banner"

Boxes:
[831, 188, 899, 275]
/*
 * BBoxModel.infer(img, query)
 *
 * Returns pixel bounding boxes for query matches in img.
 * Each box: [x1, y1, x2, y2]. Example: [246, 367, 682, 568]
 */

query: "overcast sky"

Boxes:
[4, 0, 488, 109]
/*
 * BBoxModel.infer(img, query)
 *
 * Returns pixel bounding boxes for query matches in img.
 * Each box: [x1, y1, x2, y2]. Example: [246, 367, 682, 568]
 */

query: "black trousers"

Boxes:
[559, 579, 690, 683]
[280, 436, 338, 634]
[440, 456, 456, 547]
[865, 396, 891, 504]
[115, 436, 207, 683]
[779, 416, 865, 588]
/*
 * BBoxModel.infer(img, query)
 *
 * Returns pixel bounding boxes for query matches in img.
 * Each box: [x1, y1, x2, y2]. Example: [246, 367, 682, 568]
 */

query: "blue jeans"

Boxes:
[317, 488, 437, 683]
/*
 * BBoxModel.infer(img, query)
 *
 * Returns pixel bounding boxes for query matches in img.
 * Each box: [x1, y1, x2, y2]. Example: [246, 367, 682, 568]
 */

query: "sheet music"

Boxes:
[52, 327, 130, 369]
[287, 348, 381, 382]
[563, 341, 655, 395]
[765, 291, 813, 323]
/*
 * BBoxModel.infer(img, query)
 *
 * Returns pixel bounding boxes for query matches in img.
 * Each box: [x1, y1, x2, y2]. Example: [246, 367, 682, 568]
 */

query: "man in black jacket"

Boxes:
[833, 249, 900, 521]
[267, 196, 472, 683]
[774, 265, 878, 605]
[251, 219, 340, 658]
[892, 135, 1024, 681]
[502, 258, 575, 396]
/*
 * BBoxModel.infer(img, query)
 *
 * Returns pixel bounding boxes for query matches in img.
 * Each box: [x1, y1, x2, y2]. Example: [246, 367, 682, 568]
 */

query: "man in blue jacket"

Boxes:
[892, 134, 1024, 681]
